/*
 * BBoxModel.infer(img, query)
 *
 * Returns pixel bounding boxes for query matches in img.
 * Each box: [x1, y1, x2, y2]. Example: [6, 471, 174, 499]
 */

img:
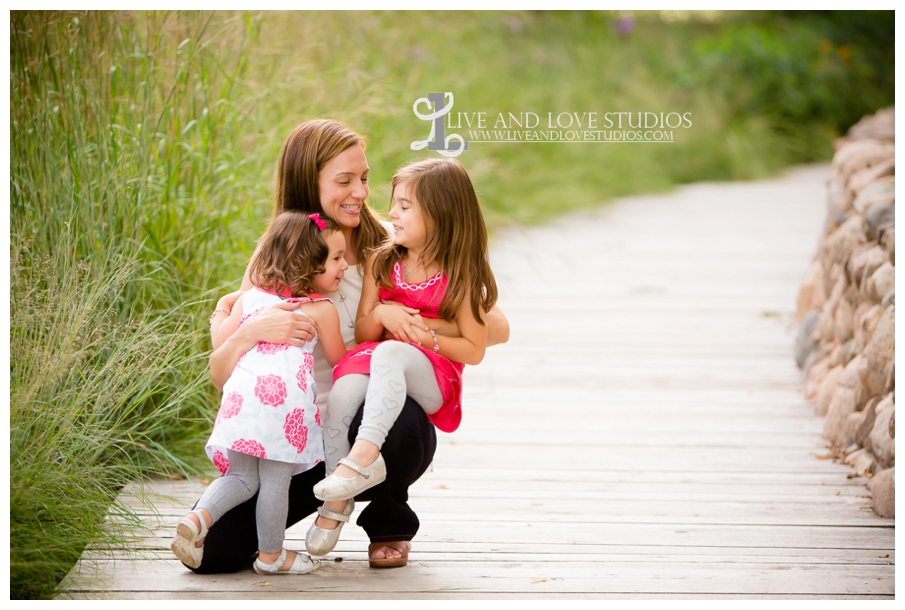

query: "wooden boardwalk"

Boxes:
[61, 164, 894, 599]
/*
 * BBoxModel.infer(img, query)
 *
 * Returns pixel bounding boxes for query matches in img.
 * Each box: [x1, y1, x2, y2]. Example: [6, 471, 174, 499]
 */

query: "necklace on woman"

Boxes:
[337, 290, 355, 328]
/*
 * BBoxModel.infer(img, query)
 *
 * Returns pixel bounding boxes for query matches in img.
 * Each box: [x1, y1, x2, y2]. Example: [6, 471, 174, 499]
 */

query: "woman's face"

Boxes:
[318, 144, 370, 231]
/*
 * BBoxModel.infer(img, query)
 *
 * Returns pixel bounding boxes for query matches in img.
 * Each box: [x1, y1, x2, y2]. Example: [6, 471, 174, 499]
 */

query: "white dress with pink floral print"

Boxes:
[206, 287, 328, 476]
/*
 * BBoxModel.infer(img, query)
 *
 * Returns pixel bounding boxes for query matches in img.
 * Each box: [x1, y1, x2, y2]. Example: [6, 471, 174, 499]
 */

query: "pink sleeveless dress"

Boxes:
[332, 261, 463, 433]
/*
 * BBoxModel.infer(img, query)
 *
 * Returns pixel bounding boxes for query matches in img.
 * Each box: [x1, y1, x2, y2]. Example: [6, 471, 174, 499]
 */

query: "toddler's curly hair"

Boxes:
[248, 211, 340, 297]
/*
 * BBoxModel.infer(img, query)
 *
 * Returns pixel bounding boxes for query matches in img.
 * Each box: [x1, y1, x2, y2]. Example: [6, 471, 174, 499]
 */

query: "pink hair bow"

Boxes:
[308, 213, 327, 231]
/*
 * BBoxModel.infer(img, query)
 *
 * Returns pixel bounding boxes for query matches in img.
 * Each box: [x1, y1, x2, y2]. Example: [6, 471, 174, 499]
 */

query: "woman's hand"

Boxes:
[240, 301, 318, 347]
[211, 299, 317, 352]
[373, 302, 428, 343]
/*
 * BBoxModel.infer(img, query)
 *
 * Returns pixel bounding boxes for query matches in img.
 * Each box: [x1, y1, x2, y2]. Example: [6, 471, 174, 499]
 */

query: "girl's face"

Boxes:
[312, 230, 349, 294]
[389, 180, 428, 252]
[318, 144, 370, 231]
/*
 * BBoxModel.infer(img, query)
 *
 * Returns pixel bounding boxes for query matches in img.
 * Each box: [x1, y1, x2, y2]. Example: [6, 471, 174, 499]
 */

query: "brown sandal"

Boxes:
[368, 541, 411, 568]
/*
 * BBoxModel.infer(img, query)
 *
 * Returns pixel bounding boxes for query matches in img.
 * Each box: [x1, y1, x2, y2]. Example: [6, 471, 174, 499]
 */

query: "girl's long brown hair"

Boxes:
[372, 158, 498, 323]
[248, 212, 339, 297]
[274, 119, 387, 270]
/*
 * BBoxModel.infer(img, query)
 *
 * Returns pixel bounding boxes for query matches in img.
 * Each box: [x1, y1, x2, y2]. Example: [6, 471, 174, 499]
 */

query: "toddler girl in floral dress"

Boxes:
[171, 211, 348, 575]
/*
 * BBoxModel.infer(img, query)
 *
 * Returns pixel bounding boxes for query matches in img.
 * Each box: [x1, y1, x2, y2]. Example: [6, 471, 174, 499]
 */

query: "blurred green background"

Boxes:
[9, 10, 894, 598]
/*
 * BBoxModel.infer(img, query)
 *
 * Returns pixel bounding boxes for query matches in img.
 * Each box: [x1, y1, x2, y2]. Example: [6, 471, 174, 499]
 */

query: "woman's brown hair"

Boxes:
[248, 212, 340, 297]
[372, 158, 498, 323]
[274, 119, 386, 269]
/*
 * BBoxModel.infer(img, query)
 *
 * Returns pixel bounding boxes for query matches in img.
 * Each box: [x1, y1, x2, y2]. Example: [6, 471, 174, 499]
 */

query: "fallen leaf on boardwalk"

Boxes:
[200, 478, 212, 485]
[835, 491, 841, 496]
[814, 453, 832, 460]
[531, 503, 543, 507]
[881, 554, 889, 558]
[434, 484, 447, 489]
[532, 578, 547, 583]
[847, 473, 861, 479]
[263, 581, 271, 586]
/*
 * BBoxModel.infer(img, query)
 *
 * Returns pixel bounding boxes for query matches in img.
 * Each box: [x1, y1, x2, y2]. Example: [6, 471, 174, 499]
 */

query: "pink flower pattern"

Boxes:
[283, 409, 309, 454]
[254, 374, 287, 407]
[205, 288, 328, 472]
[215, 392, 243, 427]
[296, 364, 308, 393]
[238, 306, 267, 328]
[231, 438, 267, 459]
[213, 450, 230, 475]
[257, 341, 290, 355]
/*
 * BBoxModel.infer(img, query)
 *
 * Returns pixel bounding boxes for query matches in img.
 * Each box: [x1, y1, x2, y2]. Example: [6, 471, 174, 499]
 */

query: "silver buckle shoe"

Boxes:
[253, 549, 320, 575]
[305, 499, 354, 556]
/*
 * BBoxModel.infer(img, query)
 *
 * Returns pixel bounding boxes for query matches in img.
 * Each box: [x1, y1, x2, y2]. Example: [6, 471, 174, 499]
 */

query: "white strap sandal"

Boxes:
[171, 509, 209, 569]
[313, 454, 387, 502]
[306, 499, 354, 556]
[253, 549, 320, 575]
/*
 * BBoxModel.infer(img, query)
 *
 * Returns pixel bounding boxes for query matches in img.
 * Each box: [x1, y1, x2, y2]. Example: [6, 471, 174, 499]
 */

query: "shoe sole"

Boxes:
[368, 558, 408, 569]
[254, 559, 321, 575]
[171, 522, 202, 568]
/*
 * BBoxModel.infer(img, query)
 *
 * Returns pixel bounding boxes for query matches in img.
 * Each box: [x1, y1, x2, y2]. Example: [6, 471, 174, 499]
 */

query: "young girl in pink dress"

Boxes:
[305, 158, 498, 565]
[171, 211, 348, 575]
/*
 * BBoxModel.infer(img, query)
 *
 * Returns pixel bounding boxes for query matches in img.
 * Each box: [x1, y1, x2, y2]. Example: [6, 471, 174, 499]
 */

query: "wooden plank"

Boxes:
[61, 558, 895, 595]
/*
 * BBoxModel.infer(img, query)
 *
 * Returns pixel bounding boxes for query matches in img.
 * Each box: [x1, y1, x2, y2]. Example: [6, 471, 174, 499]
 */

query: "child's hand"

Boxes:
[411, 324, 433, 347]
[374, 303, 428, 343]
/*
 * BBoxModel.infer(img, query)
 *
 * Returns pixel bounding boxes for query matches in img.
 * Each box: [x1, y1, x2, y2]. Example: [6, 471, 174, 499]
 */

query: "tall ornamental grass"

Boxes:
[10, 10, 893, 599]
[10, 11, 267, 598]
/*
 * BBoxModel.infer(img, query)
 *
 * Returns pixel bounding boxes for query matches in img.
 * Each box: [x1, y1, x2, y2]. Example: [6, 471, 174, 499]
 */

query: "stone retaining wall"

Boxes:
[795, 106, 895, 519]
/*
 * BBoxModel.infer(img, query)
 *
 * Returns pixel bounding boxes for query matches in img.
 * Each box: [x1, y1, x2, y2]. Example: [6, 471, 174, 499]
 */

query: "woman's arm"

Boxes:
[412, 290, 488, 366]
[484, 305, 510, 346]
[209, 299, 315, 389]
[210, 294, 248, 391]
[408, 303, 510, 347]
[212, 250, 318, 351]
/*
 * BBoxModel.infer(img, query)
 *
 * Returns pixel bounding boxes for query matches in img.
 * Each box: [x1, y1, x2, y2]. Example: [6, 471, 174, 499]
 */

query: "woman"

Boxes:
[190, 119, 509, 573]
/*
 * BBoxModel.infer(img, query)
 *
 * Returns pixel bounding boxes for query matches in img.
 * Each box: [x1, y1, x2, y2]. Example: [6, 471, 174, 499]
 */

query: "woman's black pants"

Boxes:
[188, 396, 437, 574]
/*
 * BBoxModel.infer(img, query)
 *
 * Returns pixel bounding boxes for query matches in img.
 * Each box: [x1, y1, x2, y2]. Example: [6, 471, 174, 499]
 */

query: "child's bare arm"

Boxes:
[302, 301, 347, 367]
[355, 255, 426, 344]
[414, 290, 488, 366]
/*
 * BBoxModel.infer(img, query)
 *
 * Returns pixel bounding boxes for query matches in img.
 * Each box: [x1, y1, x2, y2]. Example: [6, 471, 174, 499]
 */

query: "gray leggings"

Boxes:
[324, 341, 443, 474]
[196, 450, 295, 553]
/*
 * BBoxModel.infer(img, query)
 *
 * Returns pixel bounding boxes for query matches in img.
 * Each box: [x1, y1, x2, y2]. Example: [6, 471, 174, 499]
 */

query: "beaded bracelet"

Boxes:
[429, 329, 440, 353]
[209, 308, 231, 323]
